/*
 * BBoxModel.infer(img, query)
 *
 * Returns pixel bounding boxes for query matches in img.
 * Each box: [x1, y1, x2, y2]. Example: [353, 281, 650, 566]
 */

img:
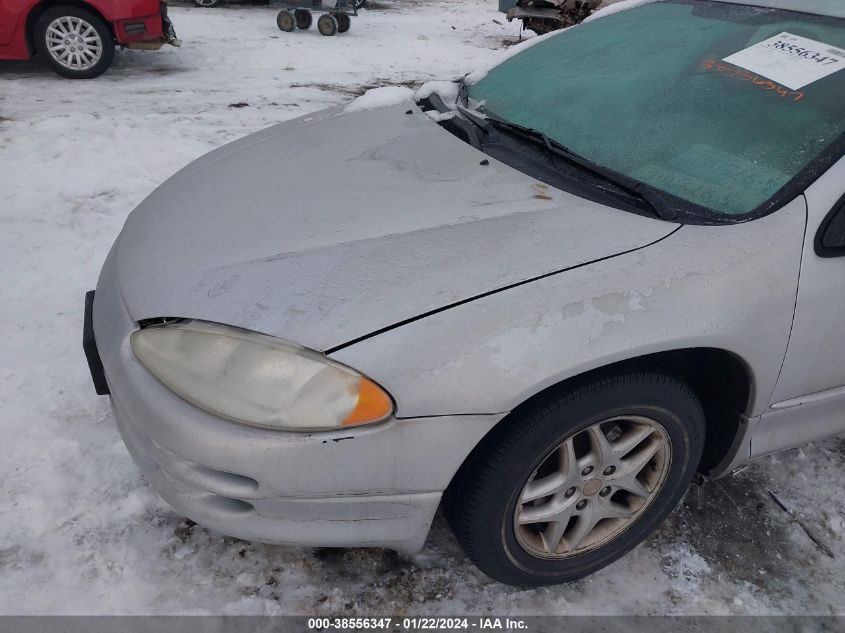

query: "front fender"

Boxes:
[330, 197, 806, 419]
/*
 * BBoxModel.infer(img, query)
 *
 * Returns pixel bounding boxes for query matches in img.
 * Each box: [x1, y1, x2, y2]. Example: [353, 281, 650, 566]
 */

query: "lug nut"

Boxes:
[564, 487, 576, 498]
[576, 500, 588, 511]
[599, 486, 611, 497]
[603, 465, 616, 476]
[581, 466, 594, 476]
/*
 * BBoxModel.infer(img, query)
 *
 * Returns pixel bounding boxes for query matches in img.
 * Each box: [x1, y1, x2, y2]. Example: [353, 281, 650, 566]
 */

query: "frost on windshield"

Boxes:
[467, 0, 845, 216]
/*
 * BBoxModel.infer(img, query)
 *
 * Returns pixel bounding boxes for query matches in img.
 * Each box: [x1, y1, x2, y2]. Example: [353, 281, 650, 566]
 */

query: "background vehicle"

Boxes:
[499, 0, 602, 34]
[0, 0, 179, 78]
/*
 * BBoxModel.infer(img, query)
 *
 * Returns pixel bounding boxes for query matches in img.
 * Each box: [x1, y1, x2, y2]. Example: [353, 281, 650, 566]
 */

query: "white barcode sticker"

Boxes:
[723, 32, 845, 90]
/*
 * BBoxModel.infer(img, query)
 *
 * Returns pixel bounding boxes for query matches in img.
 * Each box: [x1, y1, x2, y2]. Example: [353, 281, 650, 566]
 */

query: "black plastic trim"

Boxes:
[814, 193, 845, 258]
[123, 22, 146, 34]
[83, 290, 110, 396]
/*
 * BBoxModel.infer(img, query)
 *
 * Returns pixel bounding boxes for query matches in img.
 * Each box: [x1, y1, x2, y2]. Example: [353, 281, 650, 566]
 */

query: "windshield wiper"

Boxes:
[456, 105, 499, 143]
[436, 87, 683, 222]
[418, 90, 490, 150]
[480, 114, 682, 221]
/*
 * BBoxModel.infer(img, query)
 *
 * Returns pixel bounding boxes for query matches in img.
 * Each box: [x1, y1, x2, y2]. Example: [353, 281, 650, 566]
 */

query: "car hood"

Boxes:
[115, 100, 677, 352]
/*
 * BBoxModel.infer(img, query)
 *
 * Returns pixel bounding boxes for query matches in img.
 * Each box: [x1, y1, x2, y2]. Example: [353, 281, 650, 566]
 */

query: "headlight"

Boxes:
[130, 321, 393, 431]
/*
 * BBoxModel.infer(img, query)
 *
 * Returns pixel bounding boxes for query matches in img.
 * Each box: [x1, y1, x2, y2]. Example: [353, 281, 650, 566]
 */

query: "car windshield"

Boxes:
[467, 0, 845, 218]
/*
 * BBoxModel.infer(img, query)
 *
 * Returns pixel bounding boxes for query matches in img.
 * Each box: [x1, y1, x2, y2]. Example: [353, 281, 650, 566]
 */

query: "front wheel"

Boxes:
[34, 6, 114, 79]
[445, 370, 705, 586]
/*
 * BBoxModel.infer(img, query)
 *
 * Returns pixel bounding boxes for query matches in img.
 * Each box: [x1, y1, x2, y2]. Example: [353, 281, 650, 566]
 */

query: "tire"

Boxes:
[444, 369, 705, 587]
[336, 13, 350, 33]
[317, 13, 338, 36]
[277, 9, 296, 32]
[34, 6, 114, 79]
[192, 0, 221, 6]
[294, 9, 313, 29]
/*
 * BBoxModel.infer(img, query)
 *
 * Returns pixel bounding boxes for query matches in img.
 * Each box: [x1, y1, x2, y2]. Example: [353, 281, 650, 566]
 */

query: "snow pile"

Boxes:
[663, 544, 712, 596]
[415, 79, 460, 103]
[424, 110, 456, 123]
[584, 0, 657, 23]
[416, 80, 461, 120]
[345, 86, 414, 112]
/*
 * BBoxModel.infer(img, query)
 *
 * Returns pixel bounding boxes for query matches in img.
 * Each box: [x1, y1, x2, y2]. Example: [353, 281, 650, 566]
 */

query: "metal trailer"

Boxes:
[276, 0, 358, 36]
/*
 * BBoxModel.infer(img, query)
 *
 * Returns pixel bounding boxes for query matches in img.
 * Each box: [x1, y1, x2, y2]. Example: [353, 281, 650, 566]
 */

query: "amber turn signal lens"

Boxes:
[342, 378, 393, 426]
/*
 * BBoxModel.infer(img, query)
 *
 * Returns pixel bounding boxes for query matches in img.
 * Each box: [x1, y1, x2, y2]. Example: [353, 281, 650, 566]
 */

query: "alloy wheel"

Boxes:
[45, 16, 103, 72]
[514, 415, 672, 558]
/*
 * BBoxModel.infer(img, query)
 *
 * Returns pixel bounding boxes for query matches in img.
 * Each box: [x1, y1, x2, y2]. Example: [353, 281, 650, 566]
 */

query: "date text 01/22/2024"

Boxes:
[306, 617, 529, 630]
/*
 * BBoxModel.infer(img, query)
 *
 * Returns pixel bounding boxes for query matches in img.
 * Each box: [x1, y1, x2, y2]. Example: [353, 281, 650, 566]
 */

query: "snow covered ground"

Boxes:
[1, 0, 844, 616]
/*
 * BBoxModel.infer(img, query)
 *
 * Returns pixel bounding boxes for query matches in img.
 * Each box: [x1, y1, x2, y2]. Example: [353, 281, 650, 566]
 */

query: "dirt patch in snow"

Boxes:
[291, 78, 422, 97]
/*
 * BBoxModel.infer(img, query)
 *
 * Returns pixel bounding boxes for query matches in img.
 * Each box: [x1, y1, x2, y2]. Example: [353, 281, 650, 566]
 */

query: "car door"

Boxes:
[753, 156, 845, 458]
[0, 0, 23, 46]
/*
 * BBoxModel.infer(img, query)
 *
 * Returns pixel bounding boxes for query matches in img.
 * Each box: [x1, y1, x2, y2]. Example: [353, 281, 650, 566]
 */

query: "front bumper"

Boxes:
[90, 244, 502, 553]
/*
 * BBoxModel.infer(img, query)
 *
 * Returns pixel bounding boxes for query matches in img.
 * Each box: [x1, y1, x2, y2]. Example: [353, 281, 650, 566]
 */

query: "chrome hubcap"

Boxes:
[514, 415, 672, 559]
[46, 16, 102, 71]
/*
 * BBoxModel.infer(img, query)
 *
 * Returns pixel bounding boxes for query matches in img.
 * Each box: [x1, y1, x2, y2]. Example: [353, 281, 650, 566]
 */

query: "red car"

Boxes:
[0, 0, 179, 78]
